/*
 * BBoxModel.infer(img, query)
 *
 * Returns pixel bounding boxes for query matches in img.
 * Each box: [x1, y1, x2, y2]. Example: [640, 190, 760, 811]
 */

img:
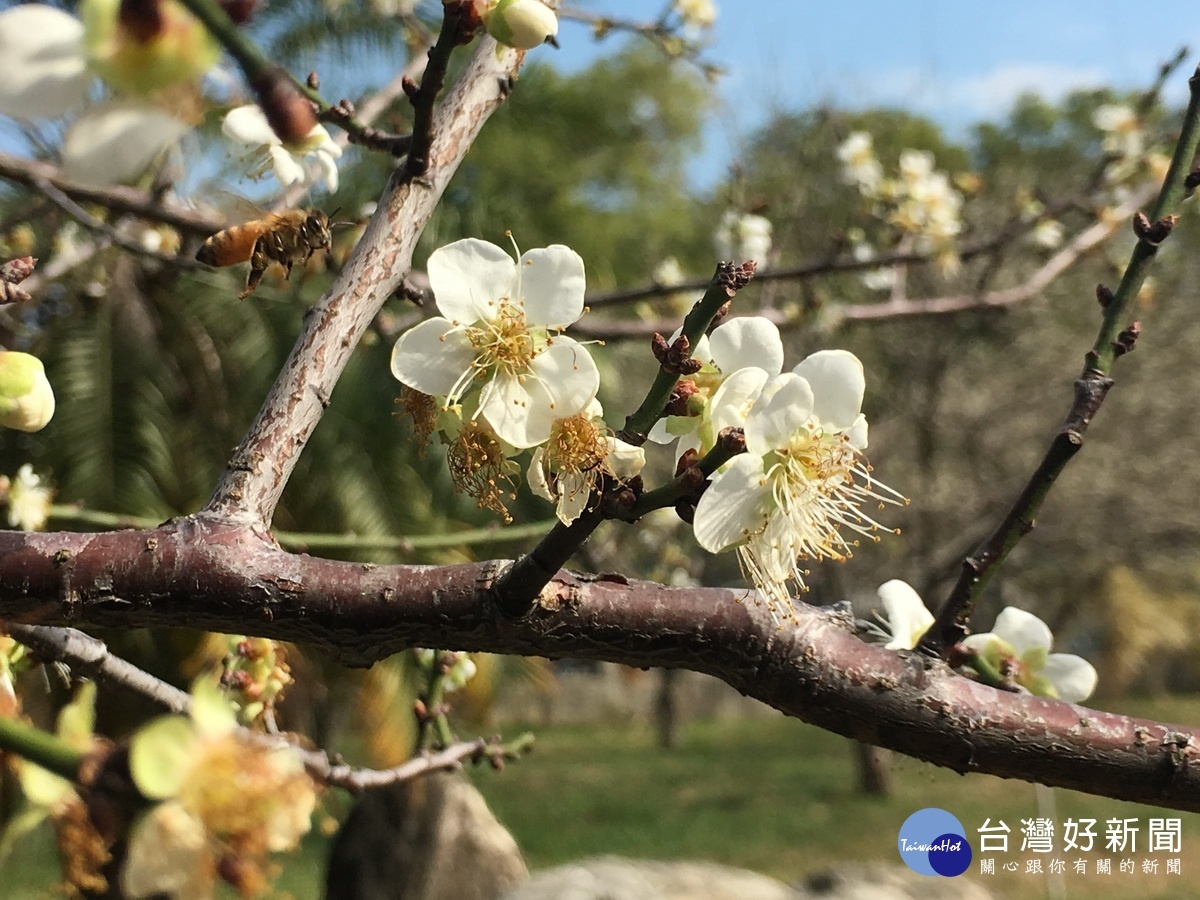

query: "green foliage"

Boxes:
[423, 45, 713, 288]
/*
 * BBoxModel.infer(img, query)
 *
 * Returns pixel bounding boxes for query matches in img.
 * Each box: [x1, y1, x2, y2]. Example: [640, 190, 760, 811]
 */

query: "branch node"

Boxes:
[1112, 320, 1141, 357]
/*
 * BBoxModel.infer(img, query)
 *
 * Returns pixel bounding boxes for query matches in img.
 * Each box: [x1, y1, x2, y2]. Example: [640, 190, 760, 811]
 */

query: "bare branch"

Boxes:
[0, 151, 223, 237]
[569, 185, 1155, 341]
[1, 519, 1198, 811]
[203, 38, 523, 529]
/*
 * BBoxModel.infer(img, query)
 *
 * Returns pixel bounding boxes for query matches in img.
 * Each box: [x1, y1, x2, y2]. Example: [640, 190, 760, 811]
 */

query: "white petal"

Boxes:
[709, 366, 769, 435]
[315, 149, 339, 193]
[792, 350, 865, 432]
[518, 245, 586, 328]
[877, 580, 934, 650]
[692, 454, 770, 553]
[62, 102, 189, 187]
[554, 470, 590, 525]
[527, 448, 554, 502]
[744, 373, 814, 456]
[0, 5, 89, 120]
[479, 371, 540, 448]
[647, 418, 677, 445]
[848, 413, 869, 450]
[390, 319, 476, 396]
[607, 438, 646, 479]
[1042, 654, 1098, 703]
[267, 144, 306, 187]
[960, 632, 1002, 655]
[708, 317, 784, 376]
[427, 239, 517, 324]
[990, 607, 1053, 658]
[528, 337, 599, 421]
[221, 104, 278, 146]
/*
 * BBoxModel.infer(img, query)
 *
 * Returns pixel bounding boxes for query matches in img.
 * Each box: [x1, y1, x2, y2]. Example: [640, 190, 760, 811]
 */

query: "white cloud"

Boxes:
[940, 62, 1109, 114]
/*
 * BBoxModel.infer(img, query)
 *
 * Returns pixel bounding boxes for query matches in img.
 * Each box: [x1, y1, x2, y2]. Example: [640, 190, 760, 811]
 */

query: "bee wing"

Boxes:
[210, 186, 272, 226]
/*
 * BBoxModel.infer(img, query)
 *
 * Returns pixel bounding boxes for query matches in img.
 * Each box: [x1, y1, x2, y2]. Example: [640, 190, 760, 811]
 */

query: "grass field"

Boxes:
[6, 696, 1200, 898]
[472, 696, 1200, 900]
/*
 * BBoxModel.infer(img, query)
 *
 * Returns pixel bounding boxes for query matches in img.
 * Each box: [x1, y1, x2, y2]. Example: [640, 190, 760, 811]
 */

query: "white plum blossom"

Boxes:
[1031, 218, 1065, 249]
[529, 400, 646, 525]
[837, 131, 883, 195]
[222, 104, 342, 193]
[62, 100, 191, 187]
[0, 4, 90, 120]
[877, 579, 934, 650]
[963, 607, 1098, 703]
[5, 465, 53, 532]
[714, 211, 772, 265]
[0, 5, 198, 187]
[692, 350, 903, 623]
[390, 238, 599, 449]
[415, 649, 478, 693]
[675, 0, 717, 30]
[1093, 103, 1144, 159]
[648, 316, 784, 458]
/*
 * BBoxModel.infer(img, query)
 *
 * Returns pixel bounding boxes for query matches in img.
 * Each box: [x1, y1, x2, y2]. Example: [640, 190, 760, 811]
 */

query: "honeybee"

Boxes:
[196, 209, 333, 299]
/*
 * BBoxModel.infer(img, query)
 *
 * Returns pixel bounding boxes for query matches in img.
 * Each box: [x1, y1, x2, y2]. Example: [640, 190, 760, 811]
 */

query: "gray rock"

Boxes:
[326, 772, 528, 900]
[497, 856, 799, 900]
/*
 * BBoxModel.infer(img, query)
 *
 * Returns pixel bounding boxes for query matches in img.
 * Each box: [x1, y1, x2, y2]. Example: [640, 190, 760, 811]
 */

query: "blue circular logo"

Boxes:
[897, 808, 972, 877]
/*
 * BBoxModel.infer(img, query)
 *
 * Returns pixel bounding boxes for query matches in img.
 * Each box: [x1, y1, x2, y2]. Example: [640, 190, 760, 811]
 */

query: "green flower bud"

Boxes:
[483, 0, 557, 50]
[0, 352, 54, 432]
[81, 0, 218, 95]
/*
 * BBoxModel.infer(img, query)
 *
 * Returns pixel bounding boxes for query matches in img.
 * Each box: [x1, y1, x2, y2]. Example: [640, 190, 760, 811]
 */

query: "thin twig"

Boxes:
[4, 622, 530, 791]
[32, 177, 207, 271]
[0, 151, 222, 237]
[568, 185, 1154, 340]
[919, 65, 1200, 653]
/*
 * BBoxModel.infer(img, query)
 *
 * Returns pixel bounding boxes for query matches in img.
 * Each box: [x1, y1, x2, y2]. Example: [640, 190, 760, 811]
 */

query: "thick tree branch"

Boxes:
[0, 519, 1198, 811]
[203, 37, 522, 529]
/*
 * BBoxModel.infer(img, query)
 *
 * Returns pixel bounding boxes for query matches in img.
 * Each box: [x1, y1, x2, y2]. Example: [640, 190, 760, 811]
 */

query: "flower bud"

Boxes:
[81, 0, 218, 95]
[483, 0, 557, 50]
[0, 352, 54, 432]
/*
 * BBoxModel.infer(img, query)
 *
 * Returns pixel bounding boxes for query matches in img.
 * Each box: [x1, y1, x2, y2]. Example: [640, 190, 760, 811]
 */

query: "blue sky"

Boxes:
[555, 1, 1200, 184]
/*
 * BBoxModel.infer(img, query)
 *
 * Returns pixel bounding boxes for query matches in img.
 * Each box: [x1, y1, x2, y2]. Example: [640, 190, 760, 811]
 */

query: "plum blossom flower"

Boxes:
[837, 131, 883, 195]
[963, 607, 1098, 703]
[714, 211, 772, 264]
[222, 104, 342, 193]
[876, 579, 934, 650]
[5, 464, 53, 532]
[528, 400, 646, 525]
[649, 316, 784, 459]
[692, 350, 904, 623]
[0, 5, 90, 120]
[124, 678, 316, 898]
[0, 3, 205, 186]
[675, 0, 717, 30]
[416, 649, 478, 693]
[390, 238, 599, 449]
[1093, 103, 1144, 159]
[62, 100, 191, 187]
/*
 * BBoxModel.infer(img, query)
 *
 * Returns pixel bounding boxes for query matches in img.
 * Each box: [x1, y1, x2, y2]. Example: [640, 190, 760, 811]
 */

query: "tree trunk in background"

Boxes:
[854, 741, 893, 796]
[656, 668, 681, 749]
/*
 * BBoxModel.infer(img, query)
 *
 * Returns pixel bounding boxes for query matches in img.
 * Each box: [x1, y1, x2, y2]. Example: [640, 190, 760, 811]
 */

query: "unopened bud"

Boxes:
[82, 0, 219, 94]
[0, 352, 54, 432]
[483, 0, 558, 50]
[250, 66, 317, 146]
